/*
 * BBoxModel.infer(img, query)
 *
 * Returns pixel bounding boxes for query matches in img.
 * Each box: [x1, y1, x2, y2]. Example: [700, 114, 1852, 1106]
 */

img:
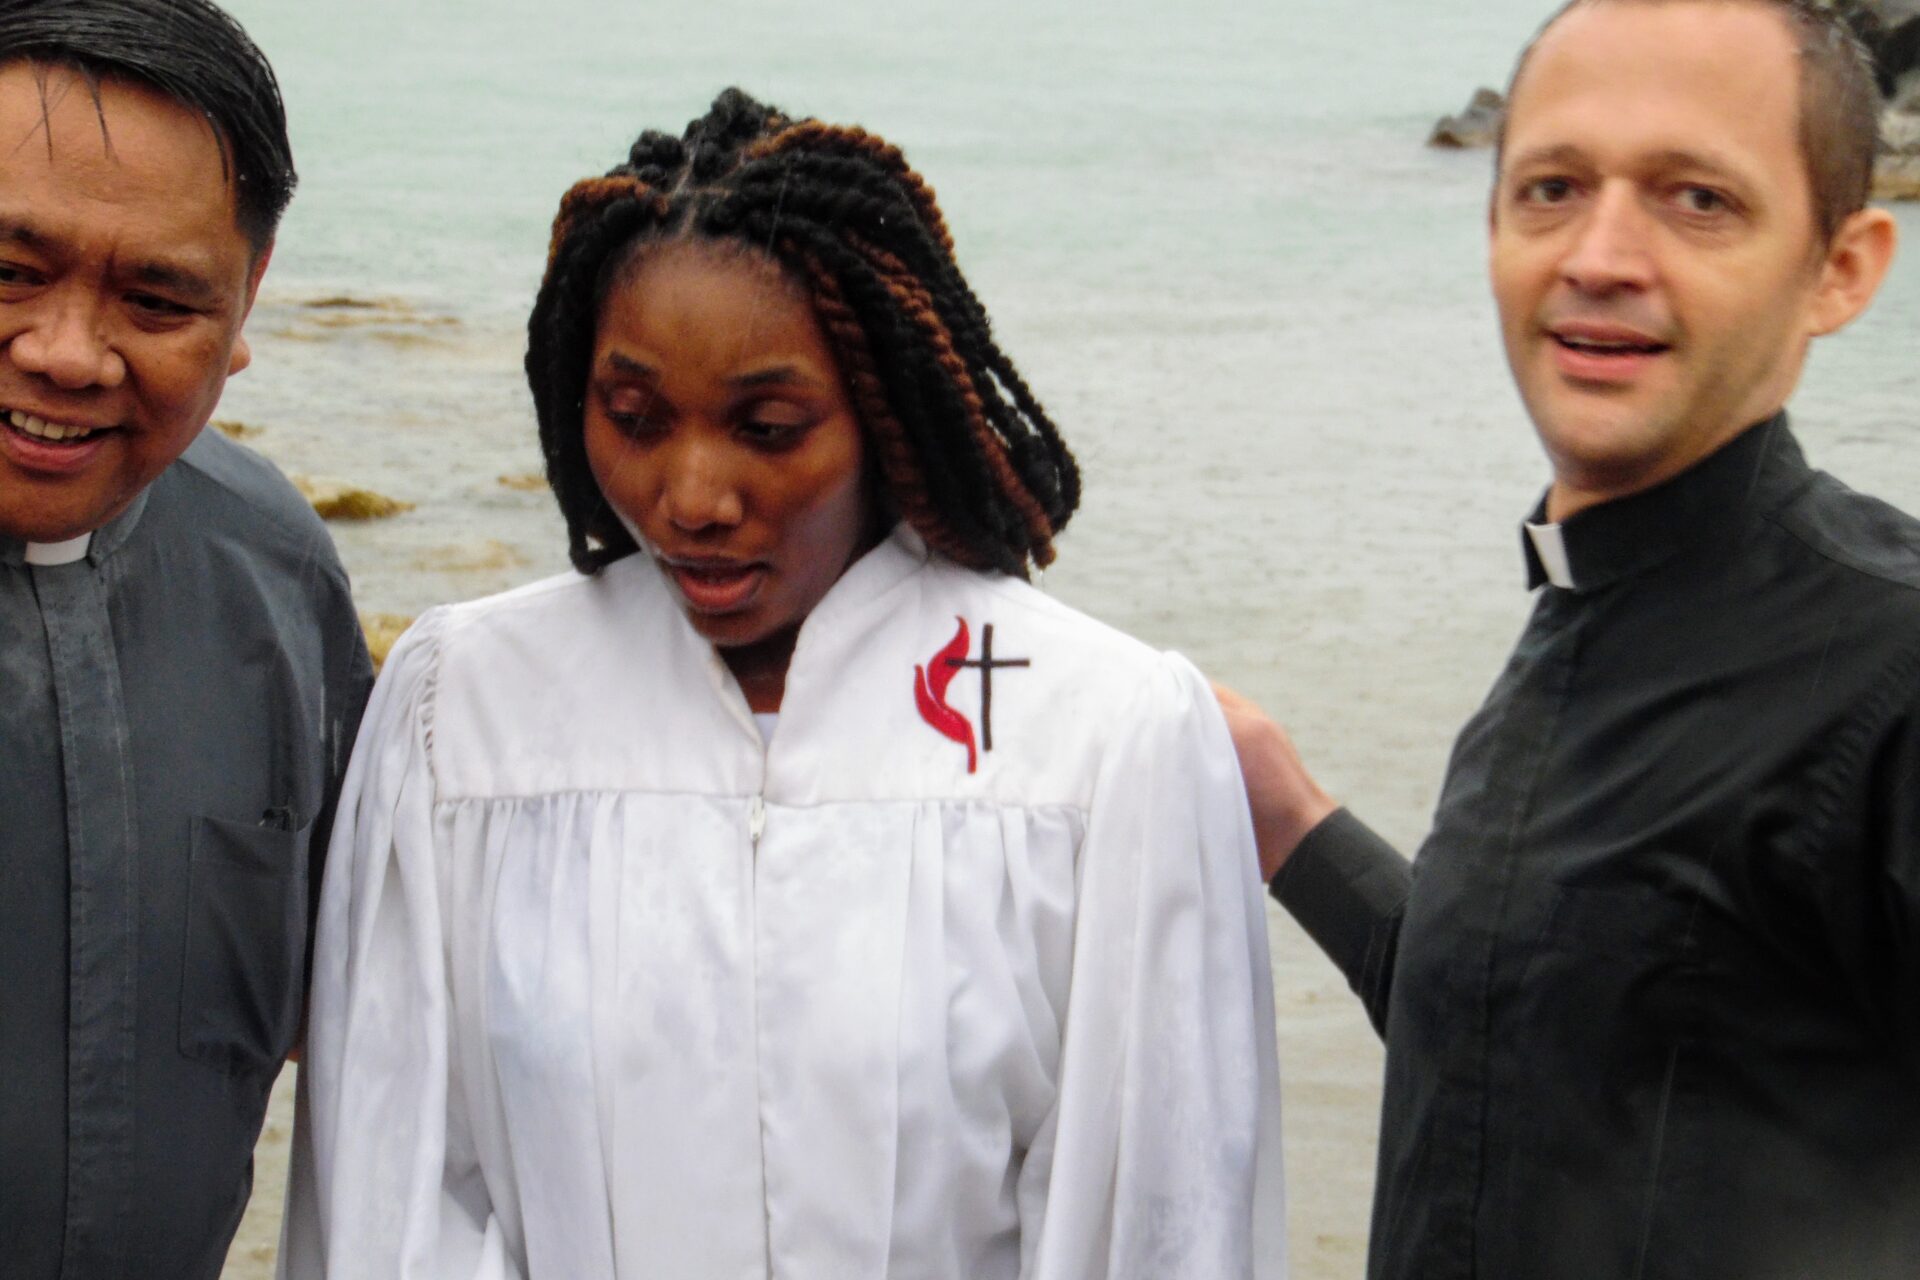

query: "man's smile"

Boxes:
[1545, 320, 1673, 384]
[5, 407, 116, 443]
[0, 405, 119, 477]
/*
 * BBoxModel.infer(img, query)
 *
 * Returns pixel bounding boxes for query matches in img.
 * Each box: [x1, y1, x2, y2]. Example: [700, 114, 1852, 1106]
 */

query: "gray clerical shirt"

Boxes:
[0, 430, 372, 1280]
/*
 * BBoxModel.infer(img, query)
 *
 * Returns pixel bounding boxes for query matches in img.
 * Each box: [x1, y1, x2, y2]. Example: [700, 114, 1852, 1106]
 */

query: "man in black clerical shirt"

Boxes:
[1222, 1, 1916, 1276]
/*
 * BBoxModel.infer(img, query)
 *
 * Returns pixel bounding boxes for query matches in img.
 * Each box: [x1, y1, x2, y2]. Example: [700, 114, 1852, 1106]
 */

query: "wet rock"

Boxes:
[1836, 0, 1920, 95]
[265, 292, 461, 347]
[291, 295, 457, 329]
[1885, 106, 1920, 156]
[1883, 66, 1920, 159]
[300, 295, 382, 310]
[1428, 88, 1506, 150]
[1890, 26, 1920, 94]
[1874, 152, 1920, 199]
[359, 612, 415, 672]
[291, 475, 415, 521]
[1873, 48, 1920, 182]
[412, 539, 527, 573]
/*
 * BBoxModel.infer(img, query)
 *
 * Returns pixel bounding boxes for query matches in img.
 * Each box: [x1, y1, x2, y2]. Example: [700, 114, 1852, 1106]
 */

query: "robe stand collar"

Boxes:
[659, 522, 935, 741]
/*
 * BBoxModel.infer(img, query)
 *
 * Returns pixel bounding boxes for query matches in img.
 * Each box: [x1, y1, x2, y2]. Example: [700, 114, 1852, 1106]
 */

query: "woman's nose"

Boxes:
[660, 436, 745, 532]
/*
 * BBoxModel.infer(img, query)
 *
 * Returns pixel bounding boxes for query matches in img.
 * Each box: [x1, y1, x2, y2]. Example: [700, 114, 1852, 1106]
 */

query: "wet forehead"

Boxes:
[0, 61, 241, 252]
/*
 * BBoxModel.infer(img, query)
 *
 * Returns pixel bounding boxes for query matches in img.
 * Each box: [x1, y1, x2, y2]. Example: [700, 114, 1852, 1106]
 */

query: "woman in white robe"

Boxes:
[282, 89, 1286, 1280]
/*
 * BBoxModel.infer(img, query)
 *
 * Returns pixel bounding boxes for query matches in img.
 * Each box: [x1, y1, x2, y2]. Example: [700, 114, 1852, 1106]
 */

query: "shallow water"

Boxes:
[212, 1, 1920, 1274]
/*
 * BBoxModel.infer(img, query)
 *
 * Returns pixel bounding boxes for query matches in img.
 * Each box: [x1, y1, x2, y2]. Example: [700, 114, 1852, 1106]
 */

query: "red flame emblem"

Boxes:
[914, 616, 977, 773]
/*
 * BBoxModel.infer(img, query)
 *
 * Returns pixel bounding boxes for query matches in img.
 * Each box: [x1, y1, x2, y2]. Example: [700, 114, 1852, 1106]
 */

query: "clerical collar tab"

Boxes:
[26, 532, 92, 566]
[1516, 415, 1798, 595]
[1524, 522, 1575, 589]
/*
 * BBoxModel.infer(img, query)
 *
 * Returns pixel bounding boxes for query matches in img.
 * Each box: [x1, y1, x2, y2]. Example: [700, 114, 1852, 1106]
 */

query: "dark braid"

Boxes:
[525, 88, 1079, 577]
[798, 258, 973, 563]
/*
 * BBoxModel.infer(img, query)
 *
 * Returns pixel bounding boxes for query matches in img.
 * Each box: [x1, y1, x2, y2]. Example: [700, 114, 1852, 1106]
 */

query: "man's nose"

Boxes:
[1559, 183, 1656, 294]
[661, 436, 745, 532]
[7, 292, 128, 391]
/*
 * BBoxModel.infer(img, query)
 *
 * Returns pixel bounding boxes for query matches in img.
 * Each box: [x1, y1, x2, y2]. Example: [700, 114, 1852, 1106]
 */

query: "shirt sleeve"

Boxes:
[1268, 808, 1410, 1037]
[1021, 652, 1288, 1279]
[278, 610, 523, 1280]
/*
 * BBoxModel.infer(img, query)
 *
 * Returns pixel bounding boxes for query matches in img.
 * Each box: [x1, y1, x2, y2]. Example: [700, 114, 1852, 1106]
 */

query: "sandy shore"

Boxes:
[224, 1068, 294, 1278]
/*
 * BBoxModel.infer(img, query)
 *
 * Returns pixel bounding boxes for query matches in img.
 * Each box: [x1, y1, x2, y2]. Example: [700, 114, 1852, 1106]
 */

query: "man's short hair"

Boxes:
[1501, 0, 1883, 244]
[0, 0, 295, 251]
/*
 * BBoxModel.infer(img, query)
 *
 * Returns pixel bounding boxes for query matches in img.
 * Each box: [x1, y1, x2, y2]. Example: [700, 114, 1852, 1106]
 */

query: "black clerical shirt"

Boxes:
[1275, 415, 1920, 1279]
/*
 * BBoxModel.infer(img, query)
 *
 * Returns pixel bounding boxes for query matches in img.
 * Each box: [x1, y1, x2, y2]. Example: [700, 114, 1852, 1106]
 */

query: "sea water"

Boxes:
[213, 1, 1920, 1274]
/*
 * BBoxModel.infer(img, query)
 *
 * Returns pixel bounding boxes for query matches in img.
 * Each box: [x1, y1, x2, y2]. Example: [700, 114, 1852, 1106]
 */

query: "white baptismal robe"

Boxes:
[282, 528, 1287, 1280]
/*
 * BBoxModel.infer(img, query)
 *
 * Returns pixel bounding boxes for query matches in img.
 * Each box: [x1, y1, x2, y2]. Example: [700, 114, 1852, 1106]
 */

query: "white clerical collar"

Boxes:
[1525, 521, 1576, 590]
[25, 532, 92, 566]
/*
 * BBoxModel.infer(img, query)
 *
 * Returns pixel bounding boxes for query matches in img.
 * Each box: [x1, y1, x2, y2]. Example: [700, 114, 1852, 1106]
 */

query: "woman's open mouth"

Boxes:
[665, 559, 768, 614]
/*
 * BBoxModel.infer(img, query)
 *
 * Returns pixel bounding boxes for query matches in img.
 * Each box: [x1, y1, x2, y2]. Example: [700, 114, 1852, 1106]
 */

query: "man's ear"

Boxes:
[229, 239, 274, 376]
[1809, 207, 1897, 338]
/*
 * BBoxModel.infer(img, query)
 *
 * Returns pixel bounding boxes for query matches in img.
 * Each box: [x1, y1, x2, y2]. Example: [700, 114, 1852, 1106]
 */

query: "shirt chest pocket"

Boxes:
[1523, 884, 1710, 1030]
[178, 814, 311, 1072]
[1537, 884, 1705, 961]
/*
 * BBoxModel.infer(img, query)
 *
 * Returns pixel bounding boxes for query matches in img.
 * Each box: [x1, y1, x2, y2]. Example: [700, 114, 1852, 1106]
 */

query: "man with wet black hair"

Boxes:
[0, 2, 372, 1276]
[1224, 0, 1916, 1276]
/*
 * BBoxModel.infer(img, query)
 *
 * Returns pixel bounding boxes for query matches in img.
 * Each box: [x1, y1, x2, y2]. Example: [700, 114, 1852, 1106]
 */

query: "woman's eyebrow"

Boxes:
[602, 351, 658, 379]
[731, 365, 816, 391]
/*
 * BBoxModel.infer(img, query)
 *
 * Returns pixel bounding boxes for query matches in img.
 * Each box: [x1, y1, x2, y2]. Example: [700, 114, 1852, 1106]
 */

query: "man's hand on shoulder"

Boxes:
[1212, 682, 1338, 881]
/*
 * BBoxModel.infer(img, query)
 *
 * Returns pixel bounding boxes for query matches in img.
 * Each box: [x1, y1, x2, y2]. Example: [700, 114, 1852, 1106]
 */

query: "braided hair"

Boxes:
[526, 88, 1080, 578]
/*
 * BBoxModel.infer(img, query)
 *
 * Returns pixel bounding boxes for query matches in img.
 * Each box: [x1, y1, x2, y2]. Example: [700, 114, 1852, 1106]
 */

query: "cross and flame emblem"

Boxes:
[913, 617, 1030, 773]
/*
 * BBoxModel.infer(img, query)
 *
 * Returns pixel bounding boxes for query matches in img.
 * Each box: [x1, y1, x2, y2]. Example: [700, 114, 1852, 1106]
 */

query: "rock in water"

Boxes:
[1885, 99, 1920, 155]
[358, 613, 416, 673]
[1874, 153, 1920, 200]
[411, 539, 526, 573]
[1835, 0, 1920, 95]
[1428, 88, 1506, 150]
[1881, 23, 1920, 96]
[1861, 0, 1920, 27]
[1882, 67, 1920, 179]
[291, 475, 415, 521]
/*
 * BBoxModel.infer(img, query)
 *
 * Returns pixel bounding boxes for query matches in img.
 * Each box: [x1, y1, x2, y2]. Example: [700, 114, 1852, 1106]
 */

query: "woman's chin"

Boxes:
[689, 610, 796, 658]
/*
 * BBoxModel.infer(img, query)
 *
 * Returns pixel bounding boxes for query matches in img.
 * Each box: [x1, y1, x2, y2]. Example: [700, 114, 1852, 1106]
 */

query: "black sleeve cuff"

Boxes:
[1270, 807, 1411, 1036]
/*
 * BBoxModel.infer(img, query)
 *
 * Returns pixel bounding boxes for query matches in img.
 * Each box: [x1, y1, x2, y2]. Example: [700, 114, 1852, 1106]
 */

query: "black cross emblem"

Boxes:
[944, 623, 1030, 753]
